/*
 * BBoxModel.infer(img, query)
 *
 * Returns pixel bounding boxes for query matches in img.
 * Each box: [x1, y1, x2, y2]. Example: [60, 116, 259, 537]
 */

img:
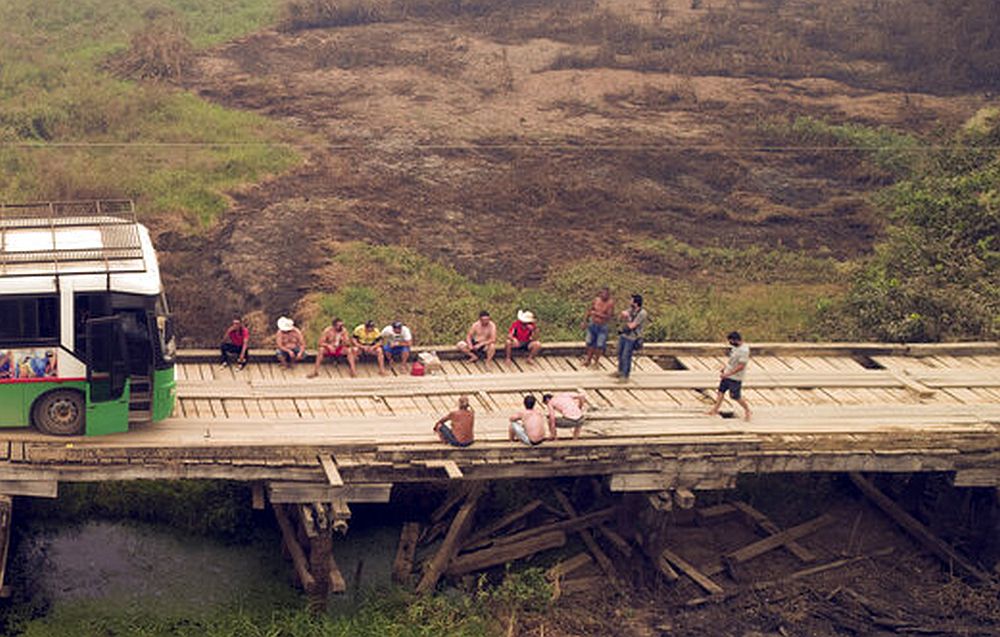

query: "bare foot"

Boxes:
[704, 409, 719, 416]
[306, 371, 319, 379]
[744, 411, 752, 421]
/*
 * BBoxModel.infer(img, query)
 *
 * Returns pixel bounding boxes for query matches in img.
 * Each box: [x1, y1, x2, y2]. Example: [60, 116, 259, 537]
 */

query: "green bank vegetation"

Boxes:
[0, 0, 297, 228]
[16, 572, 551, 637]
[298, 241, 842, 344]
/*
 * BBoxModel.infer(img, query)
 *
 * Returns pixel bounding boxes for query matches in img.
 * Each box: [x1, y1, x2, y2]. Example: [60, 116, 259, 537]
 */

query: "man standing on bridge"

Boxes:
[613, 294, 647, 381]
[581, 287, 614, 367]
[706, 331, 752, 421]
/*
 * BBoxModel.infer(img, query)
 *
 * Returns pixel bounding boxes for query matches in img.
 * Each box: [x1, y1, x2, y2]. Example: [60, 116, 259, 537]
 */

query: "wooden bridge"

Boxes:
[0, 342, 995, 500]
[0, 342, 997, 599]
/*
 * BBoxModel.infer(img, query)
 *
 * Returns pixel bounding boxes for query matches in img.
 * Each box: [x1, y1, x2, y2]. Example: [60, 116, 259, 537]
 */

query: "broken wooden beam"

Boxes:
[416, 483, 485, 594]
[481, 506, 617, 550]
[392, 522, 421, 585]
[635, 533, 679, 582]
[648, 491, 673, 511]
[848, 473, 993, 584]
[597, 524, 633, 557]
[273, 503, 317, 591]
[551, 490, 623, 587]
[557, 575, 604, 596]
[696, 503, 739, 525]
[546, 552, 593, 582]
[661, 547, 723, 594]
[422, 459, 463, 479]
[731, 501, 816, 563]
[318, 455, 344, 487]
[448, 531, 566, 576]
[724, 513, 834, 566]
[327, 553, 347, 593]
[673, 488, 696, 510]
[464, 499, 544, 548]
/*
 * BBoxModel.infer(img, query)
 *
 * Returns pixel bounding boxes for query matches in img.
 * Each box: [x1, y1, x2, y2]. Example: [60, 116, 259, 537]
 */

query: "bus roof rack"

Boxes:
[0, 200, 147, 278]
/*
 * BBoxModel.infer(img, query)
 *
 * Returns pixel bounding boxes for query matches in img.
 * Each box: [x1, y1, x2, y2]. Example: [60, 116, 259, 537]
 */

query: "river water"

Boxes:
[1, 510, 402, 629]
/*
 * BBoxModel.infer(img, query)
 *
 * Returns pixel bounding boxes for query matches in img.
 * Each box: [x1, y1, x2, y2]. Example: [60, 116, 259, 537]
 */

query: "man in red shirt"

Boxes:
[220, 317, 249, 370]
[504, 310, 542, 365]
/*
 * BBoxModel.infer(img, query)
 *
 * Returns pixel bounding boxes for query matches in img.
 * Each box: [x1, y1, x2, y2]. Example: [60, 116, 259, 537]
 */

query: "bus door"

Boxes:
[85, 317, 130, 435]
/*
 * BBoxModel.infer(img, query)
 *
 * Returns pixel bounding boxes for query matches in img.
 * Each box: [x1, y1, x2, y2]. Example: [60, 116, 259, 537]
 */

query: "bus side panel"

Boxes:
[151, 366, 176, 422]
[12, 381, 90, 430]
[85, 381, 130, 436]
[0, 383, 26, 427]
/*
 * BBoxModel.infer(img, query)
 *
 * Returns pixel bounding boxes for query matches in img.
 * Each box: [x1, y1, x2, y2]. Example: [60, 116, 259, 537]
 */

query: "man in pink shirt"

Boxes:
[542, 392, 590, 439]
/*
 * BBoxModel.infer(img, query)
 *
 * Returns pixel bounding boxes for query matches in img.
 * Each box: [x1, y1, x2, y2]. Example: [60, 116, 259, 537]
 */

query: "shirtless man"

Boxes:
[274, 316, 306, 368]
[433, 395, 475, 447]
[456, 310, 497, 364]
[308, 317, 357, 378]
[582, 288, 615, 367]
[508, 395, 547, 446]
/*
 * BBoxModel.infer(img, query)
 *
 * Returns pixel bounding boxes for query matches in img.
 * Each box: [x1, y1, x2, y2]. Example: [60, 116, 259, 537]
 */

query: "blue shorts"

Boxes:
[586, 322, 609, 349]
[719, 378, 743, 400]
[383, 344, 410, 358]
[276, 347, 302, 362]
[437, 424, 473, 448]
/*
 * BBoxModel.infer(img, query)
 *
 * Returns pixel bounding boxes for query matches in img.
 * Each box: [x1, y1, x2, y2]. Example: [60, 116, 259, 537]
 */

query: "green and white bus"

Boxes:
[0, 200, 176, 435]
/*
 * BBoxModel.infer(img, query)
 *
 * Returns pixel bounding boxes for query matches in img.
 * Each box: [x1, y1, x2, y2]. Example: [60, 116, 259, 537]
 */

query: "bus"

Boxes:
[0, 200, 176, 435]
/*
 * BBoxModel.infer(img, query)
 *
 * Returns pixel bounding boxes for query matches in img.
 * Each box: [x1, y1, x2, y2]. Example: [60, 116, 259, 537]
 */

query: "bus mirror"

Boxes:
[86, 317, 128, 402]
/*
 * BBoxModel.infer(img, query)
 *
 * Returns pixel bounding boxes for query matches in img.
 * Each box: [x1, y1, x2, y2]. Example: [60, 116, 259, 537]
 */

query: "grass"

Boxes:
[298, 242, 844, 345]
[0, 0, 298, 230]
[13, 572, 551, 637]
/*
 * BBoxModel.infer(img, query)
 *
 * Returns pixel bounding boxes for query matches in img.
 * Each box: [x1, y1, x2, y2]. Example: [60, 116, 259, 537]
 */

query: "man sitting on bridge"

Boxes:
[352, 320, 387, 375]
[308, 317, 357, 378]
[509, 395, 547, 446]
[219, 317, 249, 370]
[275, 316, 306, 369]
[505, 310, 542, 365]
[542, 391, 590, 440]
[433, 395, 475, 447]
[457, 310, 497, 364]
[381, 321, 413, 372]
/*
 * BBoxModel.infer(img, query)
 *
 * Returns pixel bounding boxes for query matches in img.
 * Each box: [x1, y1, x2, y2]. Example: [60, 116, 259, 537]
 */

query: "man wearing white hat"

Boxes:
[274, 316, 306, 368]
[505, 309, 542, 365]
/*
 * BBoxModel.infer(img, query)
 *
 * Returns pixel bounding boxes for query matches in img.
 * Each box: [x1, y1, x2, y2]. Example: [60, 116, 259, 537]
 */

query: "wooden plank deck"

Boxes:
[0, 343, 996, 501]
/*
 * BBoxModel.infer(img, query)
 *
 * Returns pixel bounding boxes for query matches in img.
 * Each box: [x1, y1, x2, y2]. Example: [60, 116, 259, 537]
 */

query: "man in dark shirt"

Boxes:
[220, 318, 249, 369]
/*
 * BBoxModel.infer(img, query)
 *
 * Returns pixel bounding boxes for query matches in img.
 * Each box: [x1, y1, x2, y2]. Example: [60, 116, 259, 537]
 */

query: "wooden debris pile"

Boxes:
[393, 480, 635, 596]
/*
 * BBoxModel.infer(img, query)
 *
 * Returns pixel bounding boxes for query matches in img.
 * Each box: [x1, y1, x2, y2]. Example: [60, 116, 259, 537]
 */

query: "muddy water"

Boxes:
[6, 517, 400, 620]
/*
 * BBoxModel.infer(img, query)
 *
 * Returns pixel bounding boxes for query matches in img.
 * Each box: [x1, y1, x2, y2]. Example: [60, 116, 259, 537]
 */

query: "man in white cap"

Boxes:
[381, 320, 413, 372]
[505, 310, 542, 365]
[274, 316, 306, 369]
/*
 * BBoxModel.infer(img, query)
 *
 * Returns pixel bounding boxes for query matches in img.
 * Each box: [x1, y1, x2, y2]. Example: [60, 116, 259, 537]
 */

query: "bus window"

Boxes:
[0, 296, 59, 345]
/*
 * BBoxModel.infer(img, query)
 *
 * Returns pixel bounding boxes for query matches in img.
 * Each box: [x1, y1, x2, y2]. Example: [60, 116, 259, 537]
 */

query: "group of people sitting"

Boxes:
[218, 288, 650, 381]
[433, 391, 590, 448]
[219, 307, 551, 376]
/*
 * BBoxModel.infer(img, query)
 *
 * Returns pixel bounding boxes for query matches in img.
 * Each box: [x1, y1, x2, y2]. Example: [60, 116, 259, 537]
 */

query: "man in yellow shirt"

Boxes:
[352, 320, 387, 375]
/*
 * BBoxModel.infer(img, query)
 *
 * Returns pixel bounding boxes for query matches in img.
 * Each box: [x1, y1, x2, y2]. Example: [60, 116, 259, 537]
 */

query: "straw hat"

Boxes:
[276, 316, 295, 332]
[517, 310, 536, 323]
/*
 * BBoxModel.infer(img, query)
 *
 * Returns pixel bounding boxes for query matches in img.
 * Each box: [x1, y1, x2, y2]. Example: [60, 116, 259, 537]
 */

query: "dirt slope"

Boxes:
[162, 0, 986, 339]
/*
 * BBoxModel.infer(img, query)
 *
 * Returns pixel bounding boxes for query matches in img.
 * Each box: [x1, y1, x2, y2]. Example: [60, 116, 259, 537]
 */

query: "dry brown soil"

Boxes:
[161, 0, 987, 339]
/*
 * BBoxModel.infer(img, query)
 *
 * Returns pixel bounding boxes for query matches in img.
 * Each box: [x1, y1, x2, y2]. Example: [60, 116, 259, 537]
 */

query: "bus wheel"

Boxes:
[33, 390, 85, 436]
